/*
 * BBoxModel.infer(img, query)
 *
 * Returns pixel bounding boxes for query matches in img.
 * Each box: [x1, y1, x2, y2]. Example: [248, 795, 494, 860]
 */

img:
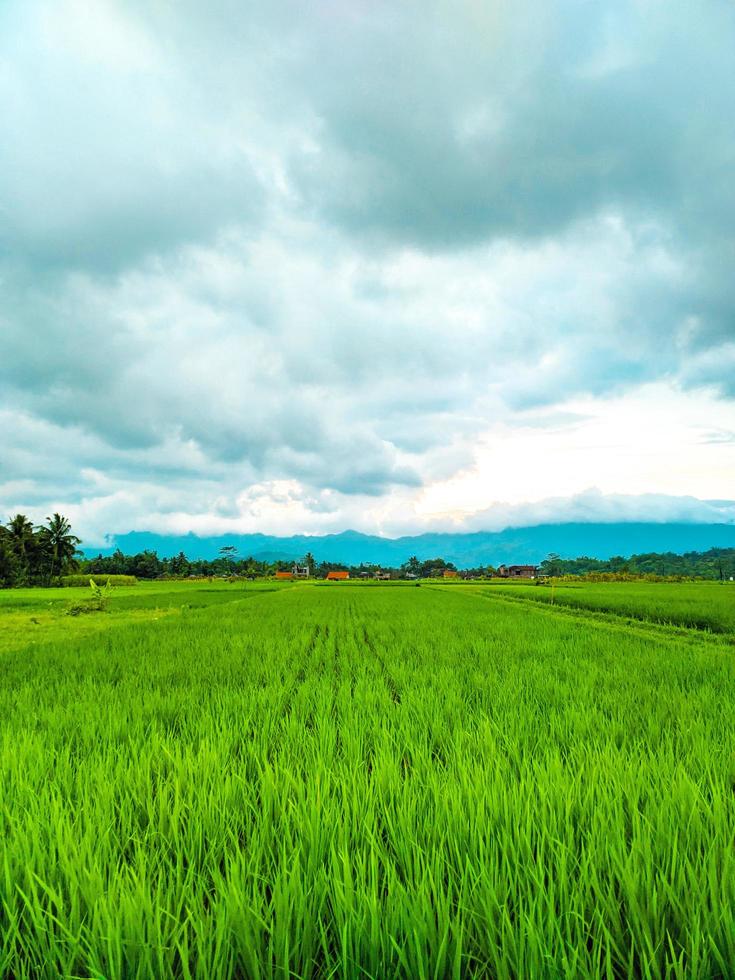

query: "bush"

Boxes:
[555, 572, 693, 584]
[66, 579, 114, 616]
[61, 574, 137, 587]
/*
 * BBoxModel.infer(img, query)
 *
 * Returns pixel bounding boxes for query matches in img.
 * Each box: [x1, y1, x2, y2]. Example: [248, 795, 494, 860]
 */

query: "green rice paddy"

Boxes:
[487, 580, 735, 634]
[1, 581, 734, 978]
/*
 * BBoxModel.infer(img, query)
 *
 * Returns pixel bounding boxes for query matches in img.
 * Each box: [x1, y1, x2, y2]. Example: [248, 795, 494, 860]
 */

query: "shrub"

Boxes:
[66, 579, 115, 616]
[61, 574, 137, 587]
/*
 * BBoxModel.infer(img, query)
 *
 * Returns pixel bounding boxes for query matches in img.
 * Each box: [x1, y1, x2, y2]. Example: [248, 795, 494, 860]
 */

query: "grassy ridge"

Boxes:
[1, 585, 734, 978]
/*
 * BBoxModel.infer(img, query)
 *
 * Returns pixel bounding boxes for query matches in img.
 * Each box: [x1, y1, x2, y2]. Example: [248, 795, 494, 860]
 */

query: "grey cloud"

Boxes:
[286, 2, 734, 244]
[280, 0, 735, 388]
[0, 4, 264, 273]
[0, 247, 427, 495]
[2, 0, 734, 535]
[680, 343, 735, 398]
[0, 210, 725, 499]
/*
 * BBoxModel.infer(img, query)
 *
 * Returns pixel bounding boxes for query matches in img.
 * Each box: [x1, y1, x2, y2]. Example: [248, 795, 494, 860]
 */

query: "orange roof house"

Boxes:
[443, 570, 458, 578]
[275, 571, 293, 580]
[326, 570, 349, 580]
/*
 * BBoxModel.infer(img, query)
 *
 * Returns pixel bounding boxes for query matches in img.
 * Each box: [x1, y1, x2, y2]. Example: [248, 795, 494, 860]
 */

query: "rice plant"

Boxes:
[1, 584, 733, 978]
[484, 580, 735, 633]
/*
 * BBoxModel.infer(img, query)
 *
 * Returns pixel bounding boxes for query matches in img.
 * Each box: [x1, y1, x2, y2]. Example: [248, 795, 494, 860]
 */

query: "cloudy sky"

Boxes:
[2, 0, 734, 544]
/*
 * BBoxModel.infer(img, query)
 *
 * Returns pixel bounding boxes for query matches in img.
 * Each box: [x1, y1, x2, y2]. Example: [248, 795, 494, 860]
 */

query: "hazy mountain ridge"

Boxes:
[85, 523, 735, 569]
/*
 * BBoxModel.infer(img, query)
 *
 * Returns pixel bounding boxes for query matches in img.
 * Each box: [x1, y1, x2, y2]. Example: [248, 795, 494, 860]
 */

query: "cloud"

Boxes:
[287, 2, 734, 245]
[1, 0, 734, 539]
[0, 215, 689, 479]
[0, 1, 264, 272]
[461, 490, 735, 534]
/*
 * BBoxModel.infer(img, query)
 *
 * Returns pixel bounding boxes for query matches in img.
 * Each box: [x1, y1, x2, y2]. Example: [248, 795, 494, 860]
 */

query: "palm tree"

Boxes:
[403, 555, 421, 578]
[38, 513, 81, 582]
[0, 526, 19, 586]
[5, 514, 37, 584]
[6, 514, 35, 560]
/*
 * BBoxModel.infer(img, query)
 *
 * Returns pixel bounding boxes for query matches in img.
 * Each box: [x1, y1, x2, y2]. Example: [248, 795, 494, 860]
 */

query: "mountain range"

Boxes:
[84, 523, 735, 569]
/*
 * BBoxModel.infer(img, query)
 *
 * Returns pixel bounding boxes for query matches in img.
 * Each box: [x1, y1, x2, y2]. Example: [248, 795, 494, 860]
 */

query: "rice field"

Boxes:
[1, 582, 734, 978]
[486, 580, 735, 634]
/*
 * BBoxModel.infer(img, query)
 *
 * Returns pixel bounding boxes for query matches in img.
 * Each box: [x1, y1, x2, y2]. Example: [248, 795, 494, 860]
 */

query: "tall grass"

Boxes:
[60, 574, 138, 587]
[1, 586, 733, 977]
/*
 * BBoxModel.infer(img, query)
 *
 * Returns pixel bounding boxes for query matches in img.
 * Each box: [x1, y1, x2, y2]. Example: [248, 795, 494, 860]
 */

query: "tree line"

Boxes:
[0, 517, 471, 585]
[0, 514, 81, 587]
[2, 512, 734, 586]
[81, 549, 466, 581]
[56, 546, 735, 582]
[539, 548, 735, 581]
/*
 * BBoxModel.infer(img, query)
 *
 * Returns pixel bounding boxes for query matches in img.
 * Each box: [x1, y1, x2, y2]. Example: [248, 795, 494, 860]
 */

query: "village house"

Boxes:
[443, 570, 458, 578]
[292, 564, 310, 578]
[497, 564, 538, 579]
[275, 570, 293, 580]
[326, 570, 350, 580]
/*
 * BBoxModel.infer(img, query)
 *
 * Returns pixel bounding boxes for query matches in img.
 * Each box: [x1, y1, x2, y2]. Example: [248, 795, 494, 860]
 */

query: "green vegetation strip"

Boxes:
[483, 581, 735, 634]
[442, 584, 735, 649]
[1, 585, 734, 978]
[0, 581, 278, 656]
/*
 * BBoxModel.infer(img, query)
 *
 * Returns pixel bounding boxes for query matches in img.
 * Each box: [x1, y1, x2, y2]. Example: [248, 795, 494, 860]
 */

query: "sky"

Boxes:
[1, 0, 734, 545]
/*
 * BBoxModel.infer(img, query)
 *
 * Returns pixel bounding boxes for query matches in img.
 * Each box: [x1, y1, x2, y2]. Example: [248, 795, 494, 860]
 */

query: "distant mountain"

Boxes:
[84, 523, 735, 569]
